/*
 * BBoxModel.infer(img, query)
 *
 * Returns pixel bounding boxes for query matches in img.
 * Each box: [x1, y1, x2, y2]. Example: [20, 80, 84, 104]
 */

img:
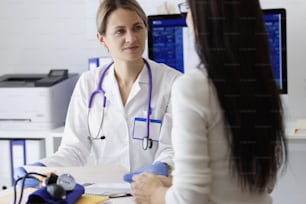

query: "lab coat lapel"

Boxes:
[126, 64, 149, 105]
[103, 66, 124, 110]
[102, 63, 150, 108]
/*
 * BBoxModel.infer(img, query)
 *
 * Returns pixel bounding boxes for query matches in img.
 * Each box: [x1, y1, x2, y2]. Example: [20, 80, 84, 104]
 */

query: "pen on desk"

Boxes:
[108, 192, 132, 198]
[82, 183, 95, 186]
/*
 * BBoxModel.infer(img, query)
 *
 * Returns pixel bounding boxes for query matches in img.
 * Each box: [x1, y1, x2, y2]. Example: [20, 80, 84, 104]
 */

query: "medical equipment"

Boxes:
[87, 59, 154, 150]
[14, 172, 77, 204]
[0, 70, 79, 130]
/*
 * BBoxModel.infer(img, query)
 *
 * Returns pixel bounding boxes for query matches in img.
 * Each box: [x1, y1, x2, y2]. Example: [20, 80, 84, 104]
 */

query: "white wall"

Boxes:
[0, 0, 107, 75]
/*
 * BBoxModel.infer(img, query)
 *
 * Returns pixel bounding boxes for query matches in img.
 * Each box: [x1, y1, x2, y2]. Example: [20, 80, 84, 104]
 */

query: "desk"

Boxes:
[0, 165, 136, 204]
[104, 197, 134, 204]
[1, 120, 305, 204]
[0, 188, 135, 204]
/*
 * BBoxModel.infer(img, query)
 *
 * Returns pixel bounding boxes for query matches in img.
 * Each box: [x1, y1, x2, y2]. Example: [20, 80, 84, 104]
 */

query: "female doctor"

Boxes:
[14, 0, 181, 187]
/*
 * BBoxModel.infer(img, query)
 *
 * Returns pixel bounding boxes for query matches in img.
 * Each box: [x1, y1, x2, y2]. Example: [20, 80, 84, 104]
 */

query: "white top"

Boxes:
[166, 68, 272, 204]
[40, 59, 181, 171]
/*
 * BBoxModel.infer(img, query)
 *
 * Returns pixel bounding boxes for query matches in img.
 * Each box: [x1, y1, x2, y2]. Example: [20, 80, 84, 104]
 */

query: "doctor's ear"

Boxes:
[96, 32, 108, 49]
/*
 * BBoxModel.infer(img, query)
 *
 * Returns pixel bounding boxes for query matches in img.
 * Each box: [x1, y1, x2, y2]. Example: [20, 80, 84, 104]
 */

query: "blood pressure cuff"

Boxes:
[27, 183, 84, 204]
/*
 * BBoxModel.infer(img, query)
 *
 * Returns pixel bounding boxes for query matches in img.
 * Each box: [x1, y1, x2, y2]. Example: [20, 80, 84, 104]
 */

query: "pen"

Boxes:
[108, 192, 132, 198]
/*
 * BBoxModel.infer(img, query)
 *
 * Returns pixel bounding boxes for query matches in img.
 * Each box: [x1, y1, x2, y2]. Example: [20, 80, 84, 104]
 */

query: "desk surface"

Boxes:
[0, 165, 135, 204]
[105, 197, 134, 204]
[0, 188, 135, 204]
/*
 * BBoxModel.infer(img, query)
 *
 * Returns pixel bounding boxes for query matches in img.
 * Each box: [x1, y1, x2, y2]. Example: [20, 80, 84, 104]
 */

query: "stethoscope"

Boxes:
[87, 58, 153, 150]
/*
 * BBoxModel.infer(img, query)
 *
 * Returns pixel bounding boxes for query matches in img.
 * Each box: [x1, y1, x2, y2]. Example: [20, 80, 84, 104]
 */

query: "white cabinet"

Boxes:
[0, 126, 64, 157]
[0, 127, 64, 190]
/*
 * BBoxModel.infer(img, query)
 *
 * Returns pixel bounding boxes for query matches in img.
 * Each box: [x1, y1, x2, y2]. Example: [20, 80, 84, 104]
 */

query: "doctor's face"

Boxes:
[97, 8, 147, 62]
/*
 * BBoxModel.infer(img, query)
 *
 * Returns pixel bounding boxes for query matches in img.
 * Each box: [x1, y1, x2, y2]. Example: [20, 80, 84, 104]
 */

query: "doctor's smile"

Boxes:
[123, 45, 140, 52]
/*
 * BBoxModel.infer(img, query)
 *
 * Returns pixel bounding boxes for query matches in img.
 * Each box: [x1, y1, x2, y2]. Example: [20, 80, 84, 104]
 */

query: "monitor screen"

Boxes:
[147, 14, 188, 73]
[148, 9, 287, 93]
[263, 9, 287, 94]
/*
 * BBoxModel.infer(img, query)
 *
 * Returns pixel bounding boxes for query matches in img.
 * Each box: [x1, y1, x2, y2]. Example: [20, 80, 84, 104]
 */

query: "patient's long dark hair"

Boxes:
[188, 0, 288, 192]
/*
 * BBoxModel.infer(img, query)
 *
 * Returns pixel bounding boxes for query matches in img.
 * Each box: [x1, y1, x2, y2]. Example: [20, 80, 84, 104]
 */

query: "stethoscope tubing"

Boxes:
[87, 59, 153, 149]
[88, 61, 114, 109]
[144, 59, 152, 142]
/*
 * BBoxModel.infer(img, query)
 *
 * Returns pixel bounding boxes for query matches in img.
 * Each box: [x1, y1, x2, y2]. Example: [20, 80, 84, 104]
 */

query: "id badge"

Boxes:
[132, 117, 162, 142]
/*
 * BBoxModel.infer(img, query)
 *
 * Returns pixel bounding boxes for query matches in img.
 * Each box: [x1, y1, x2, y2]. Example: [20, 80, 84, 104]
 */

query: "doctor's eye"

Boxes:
[114, 29, 124, 35]
[113, 29, 126, 36]
[133, 23, 145, 32]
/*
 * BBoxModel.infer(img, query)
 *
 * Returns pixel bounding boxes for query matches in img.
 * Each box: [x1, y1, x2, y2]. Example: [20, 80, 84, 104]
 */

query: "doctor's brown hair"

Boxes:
[96, 0, 147, 35]
[188, 0, 288, 192]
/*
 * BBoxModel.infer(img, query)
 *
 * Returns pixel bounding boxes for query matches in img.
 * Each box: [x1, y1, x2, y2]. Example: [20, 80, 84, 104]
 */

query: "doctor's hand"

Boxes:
[14, 162, 45, 188]
[123, 161, 168, 183]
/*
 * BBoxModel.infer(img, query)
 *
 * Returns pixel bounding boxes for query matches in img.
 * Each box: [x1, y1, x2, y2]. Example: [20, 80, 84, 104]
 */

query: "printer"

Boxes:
[0, 69, 79, 130]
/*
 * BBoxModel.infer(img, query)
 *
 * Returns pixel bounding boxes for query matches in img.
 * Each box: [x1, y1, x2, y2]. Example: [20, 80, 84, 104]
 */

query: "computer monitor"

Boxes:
[263, 9, 287, 94]
[147, 9, 287, 93]
[147, 14, 188, 73]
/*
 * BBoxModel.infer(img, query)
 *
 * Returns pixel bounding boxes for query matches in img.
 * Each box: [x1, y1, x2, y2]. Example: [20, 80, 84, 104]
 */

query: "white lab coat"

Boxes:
[40, 59, 181, 171]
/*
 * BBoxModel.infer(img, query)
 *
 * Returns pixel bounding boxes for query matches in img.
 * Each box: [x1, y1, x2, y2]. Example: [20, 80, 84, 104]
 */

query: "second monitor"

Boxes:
[147, 9, 287, 94]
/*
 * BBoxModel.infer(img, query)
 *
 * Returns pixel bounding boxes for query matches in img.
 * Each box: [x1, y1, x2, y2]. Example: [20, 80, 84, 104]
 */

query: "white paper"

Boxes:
[85, 182, 131, 197]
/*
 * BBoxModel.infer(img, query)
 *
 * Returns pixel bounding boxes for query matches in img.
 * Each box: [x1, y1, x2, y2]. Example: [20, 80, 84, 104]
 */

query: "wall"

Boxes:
[0, 0, 181, 76]
[0, 0, 106, 75]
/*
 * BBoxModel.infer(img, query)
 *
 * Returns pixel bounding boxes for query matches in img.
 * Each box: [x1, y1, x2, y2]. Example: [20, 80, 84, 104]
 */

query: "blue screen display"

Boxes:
[264, 13, 283, 90]
[148, 10, 287, 93]
[148, 17, 186, 73]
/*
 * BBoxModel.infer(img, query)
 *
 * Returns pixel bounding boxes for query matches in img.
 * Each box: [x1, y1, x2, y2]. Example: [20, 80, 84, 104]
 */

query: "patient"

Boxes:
[130, 0, 288, 204]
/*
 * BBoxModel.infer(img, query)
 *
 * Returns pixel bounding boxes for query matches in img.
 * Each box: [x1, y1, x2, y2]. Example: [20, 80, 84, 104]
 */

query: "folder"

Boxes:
[10, 139, 46, 185]
[25, 139, 46, 164]
[0, 140, 12, 190]
[9, 140, 26, 185]
[77, 194, 109, 204]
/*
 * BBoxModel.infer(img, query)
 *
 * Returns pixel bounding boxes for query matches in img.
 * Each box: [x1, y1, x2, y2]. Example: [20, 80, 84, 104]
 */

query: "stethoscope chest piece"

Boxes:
[143, 137, 153, 150]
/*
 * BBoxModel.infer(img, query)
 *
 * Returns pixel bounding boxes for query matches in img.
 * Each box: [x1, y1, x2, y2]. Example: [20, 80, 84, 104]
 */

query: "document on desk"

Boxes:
[85, 182, 131, 198]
